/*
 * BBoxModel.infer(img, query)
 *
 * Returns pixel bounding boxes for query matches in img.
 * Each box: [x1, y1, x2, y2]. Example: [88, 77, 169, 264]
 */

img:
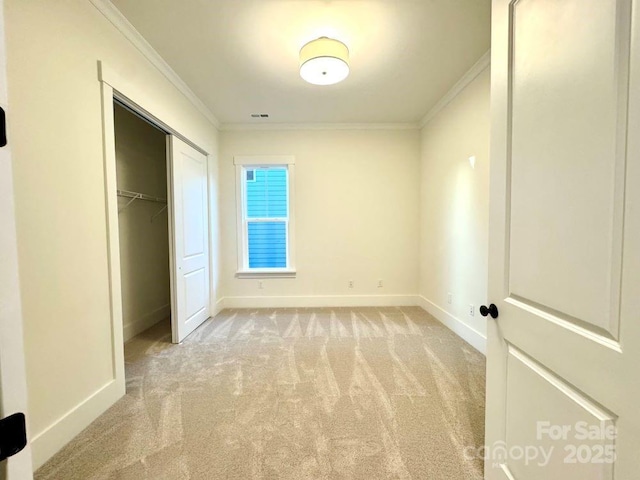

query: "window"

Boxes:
[235, 156, 296, 277]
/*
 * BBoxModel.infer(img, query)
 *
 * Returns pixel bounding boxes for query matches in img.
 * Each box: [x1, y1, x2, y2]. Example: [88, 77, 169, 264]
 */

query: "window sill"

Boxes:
[235, 269, 297, 279]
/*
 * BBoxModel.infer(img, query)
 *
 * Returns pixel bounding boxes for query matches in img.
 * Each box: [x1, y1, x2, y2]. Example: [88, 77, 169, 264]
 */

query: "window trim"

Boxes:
[234, 155, 296, 278]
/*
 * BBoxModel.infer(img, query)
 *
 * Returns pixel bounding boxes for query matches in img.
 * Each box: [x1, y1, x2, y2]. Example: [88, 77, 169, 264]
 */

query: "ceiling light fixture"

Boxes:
[299, 37, 350, 86]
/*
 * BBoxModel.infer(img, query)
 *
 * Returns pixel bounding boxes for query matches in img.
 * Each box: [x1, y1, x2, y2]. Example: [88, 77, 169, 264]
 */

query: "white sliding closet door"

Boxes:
[168, 135, 210, 343]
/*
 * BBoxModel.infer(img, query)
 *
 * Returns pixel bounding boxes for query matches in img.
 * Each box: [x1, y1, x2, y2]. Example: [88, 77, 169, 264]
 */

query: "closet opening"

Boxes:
[113, 100, 172, 346]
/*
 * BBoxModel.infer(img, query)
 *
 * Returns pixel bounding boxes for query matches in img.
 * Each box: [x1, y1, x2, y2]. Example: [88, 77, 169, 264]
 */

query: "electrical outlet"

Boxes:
[378, 279, 383, 288]
[258, 280, 264, 290]
[469, 304, 475, 316]
[447, 292, 452, 304]
[348, 280, 354, 289]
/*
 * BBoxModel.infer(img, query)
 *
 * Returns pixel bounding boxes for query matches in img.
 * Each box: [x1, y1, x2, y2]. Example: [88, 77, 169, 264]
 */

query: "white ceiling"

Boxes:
[110, 0, 491, 126]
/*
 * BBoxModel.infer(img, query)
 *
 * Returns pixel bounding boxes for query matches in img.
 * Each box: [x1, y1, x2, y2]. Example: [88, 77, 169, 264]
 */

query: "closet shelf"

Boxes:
[117, 189, 167, 214]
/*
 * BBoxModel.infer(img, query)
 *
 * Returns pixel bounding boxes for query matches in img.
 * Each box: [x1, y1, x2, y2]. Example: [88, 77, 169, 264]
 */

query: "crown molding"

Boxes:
[90, 0, 487, 133]
[90, 0, 220, 129]
[220, 122, 420, 132]
[419, 49, 491, 129]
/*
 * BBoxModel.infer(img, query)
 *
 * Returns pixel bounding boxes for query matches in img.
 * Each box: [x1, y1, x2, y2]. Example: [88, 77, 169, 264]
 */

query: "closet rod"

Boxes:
[117, 189, 166, 204]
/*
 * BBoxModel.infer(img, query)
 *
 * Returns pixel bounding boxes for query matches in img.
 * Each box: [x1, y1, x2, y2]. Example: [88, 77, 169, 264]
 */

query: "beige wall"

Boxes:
[219, 129, 420, 303]
[419, 67, 490, 351]
[5, 0, 219, 468]
[114, 105, 170, 341]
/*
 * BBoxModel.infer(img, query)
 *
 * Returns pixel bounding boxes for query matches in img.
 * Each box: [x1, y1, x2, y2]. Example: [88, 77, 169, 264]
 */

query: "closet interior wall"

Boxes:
[114, 103, 171, 342]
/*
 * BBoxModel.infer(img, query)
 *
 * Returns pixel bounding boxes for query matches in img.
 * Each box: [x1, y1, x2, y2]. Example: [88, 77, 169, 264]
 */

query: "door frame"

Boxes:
[98, 61, 213, 390]
[0, 1, 34, 476]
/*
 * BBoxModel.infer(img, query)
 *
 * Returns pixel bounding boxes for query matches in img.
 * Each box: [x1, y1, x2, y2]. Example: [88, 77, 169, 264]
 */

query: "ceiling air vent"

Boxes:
[250, 113, 269, 118]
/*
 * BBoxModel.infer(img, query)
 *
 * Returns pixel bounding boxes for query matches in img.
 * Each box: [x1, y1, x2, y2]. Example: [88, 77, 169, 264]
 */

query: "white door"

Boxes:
[167, 136, 211, 343]
[486, 0, 640, 479]
[0, 0, 33, 477]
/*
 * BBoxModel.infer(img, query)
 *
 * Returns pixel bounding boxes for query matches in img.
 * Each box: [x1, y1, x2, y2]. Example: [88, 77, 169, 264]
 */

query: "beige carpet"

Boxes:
[35, 307, 486, 479]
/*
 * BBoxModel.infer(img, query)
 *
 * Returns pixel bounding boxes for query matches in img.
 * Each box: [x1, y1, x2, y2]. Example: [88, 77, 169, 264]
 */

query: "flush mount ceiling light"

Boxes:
[299, 37, 350, 86]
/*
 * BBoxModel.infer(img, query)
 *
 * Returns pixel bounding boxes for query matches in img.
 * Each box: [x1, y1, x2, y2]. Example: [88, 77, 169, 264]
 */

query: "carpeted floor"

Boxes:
[35, 307, 486, 479]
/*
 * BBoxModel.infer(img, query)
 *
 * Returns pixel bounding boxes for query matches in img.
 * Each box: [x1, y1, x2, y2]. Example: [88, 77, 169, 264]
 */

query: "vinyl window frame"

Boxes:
[234, 155, 296, 278]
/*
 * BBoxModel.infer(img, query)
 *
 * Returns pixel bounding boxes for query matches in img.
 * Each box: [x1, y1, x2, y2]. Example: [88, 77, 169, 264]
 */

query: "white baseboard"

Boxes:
[213, 296, 226, 315]
[123, 304, 170, 342]
[219, 294, 420, 309]
[418, 295, 487, 355]
[30, 377, 125, 470]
